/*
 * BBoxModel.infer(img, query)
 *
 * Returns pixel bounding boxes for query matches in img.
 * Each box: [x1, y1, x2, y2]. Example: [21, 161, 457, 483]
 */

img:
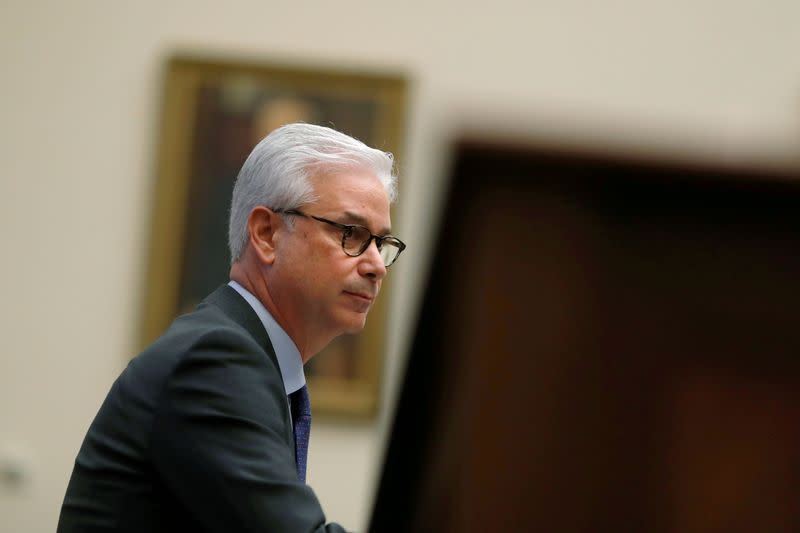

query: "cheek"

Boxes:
[299, 252, 343, 294]
[283, 233, 354, 294]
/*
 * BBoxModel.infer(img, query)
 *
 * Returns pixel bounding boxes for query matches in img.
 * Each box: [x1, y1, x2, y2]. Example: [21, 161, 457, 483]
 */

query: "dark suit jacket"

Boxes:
[57, 285, 348, 533]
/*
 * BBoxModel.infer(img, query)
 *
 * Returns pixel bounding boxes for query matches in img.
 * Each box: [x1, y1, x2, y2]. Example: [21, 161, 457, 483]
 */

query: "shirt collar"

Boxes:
[227, 280, 305, 395]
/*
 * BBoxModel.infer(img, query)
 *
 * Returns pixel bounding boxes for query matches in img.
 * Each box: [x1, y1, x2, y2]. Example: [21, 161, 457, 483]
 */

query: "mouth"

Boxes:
[343, 291, 375, 303]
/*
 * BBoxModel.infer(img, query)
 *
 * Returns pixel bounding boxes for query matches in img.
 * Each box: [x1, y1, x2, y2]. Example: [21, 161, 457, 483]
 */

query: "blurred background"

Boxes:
[1, 1, 800, 532]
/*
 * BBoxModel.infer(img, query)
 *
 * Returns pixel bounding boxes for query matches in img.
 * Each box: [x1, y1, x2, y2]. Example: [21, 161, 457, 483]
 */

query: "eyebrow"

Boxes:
[340, 210, 392, 235]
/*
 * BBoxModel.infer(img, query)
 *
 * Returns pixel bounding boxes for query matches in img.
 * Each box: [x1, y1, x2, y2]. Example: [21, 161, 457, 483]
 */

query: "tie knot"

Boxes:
[290, 384, 312, 483]
[290, 384, 311, 420]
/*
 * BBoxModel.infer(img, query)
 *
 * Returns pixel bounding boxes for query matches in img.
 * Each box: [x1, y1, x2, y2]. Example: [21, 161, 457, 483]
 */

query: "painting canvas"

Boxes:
[142, 56, 406, 417]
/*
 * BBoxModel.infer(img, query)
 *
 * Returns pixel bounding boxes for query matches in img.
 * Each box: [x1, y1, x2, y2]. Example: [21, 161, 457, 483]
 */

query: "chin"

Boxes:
[342, 321, 367, 335]
[339, 314, 368, 335]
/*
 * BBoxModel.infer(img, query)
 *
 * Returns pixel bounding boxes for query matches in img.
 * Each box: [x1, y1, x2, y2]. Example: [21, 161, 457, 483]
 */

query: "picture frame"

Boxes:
[141, 55, 407, 417]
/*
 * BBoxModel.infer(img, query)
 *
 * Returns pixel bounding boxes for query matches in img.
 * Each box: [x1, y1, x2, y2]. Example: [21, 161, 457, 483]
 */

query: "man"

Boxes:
[57, 123, 406, 532]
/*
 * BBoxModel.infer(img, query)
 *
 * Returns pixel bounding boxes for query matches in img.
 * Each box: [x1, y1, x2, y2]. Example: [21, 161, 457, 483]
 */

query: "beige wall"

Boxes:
[2, 1, 799, 531]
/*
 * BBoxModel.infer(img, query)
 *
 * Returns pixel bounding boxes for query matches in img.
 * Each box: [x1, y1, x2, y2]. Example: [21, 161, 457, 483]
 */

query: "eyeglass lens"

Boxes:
[343, 226, 401, 266]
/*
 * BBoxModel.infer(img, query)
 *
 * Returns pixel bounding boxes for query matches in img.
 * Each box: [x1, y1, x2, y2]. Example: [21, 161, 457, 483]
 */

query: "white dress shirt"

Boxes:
[227, 280, 306, 397]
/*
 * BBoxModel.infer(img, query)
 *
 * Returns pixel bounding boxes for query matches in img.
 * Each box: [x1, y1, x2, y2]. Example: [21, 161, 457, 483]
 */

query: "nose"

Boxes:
[357, 239, 387, 281]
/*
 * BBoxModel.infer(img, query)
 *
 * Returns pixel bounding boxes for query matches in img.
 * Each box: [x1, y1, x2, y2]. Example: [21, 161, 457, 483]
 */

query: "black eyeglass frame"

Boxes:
[275, 208, 406, 267]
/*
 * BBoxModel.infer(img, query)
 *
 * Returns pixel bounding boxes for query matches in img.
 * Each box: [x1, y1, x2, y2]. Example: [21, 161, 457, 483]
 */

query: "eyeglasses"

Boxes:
[275, 209, 406, 267]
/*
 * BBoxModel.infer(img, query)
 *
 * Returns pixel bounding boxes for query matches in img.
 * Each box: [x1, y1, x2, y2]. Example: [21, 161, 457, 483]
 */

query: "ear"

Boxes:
[246, 206, 280, 265]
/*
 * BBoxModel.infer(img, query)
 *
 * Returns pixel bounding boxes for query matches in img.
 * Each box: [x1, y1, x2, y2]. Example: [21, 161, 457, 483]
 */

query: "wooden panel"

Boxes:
[370, 140, 800, 532]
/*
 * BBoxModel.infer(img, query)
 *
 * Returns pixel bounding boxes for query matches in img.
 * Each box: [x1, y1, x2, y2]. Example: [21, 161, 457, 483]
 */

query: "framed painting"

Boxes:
[141, 56, 407, 417]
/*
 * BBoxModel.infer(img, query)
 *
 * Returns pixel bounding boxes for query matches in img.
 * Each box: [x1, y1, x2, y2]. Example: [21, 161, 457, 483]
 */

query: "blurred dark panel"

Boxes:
[370, 139, 800, 533]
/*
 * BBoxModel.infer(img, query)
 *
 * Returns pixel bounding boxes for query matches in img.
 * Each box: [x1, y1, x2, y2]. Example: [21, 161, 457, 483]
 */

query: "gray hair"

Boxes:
[228, 123, 398, 263]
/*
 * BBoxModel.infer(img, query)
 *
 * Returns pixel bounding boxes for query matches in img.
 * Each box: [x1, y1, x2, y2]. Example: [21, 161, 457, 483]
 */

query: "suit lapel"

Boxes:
[202, 284, 295, 445]
[205, 284, 283, 368]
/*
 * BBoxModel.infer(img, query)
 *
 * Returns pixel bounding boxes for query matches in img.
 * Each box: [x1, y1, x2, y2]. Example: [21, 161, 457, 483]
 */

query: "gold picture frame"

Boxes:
[141, 56, 407, 417]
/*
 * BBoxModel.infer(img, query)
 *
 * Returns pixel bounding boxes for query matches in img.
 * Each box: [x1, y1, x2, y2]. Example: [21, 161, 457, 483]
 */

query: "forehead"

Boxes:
[308, 168, 392, 232]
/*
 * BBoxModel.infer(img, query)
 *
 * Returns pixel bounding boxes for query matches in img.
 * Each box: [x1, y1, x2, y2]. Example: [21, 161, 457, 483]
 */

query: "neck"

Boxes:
[229, 262, 331, 363]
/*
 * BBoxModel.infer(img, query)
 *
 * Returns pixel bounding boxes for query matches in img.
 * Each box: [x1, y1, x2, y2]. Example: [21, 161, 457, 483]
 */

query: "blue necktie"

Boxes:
[289, 385, 311, 483]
